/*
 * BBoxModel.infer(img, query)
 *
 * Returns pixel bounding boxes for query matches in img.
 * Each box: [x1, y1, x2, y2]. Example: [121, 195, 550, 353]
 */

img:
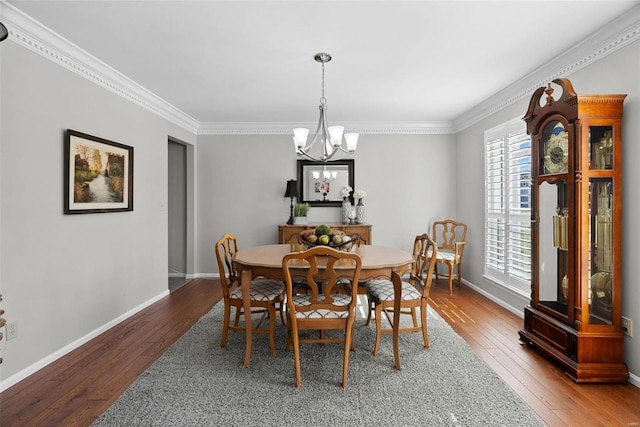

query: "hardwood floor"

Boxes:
[1, 278, 639, 426]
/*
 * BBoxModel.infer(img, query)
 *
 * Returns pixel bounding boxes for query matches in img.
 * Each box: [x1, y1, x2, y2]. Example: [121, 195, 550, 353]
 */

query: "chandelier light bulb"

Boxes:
[293, 128, 310, 149]
[328, 126, 344, 147]
[344, 133, 359, 152]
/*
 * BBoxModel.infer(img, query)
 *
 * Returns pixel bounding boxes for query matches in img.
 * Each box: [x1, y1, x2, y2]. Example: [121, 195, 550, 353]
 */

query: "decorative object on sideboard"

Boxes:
[284, 180, 299, 225]
[340, 185, 353, 224]
[293, 53, 359, 162]
[293, 203, 310, 225]
[354, 189, 367, 224]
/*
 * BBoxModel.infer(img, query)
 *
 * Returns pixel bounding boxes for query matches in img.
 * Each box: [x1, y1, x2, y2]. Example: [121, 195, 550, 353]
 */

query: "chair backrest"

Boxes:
[282, 246, 362, 315]
[432, 219, 467, 256]
[411, 233, 438, 296]
[215, 233, 239, 297]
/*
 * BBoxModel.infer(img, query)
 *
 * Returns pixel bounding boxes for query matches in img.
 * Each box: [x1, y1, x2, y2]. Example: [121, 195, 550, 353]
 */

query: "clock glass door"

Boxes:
[589, 178, 614, 325]
[589, 126, 614, 170]
[536, 179, 570, 317]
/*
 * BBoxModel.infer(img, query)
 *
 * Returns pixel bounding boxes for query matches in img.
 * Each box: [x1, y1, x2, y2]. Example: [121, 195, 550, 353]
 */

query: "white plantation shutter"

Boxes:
[484, 118, 531, 294]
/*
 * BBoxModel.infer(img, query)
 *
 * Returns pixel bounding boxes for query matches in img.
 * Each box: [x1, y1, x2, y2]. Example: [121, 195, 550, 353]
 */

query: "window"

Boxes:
[484, 117, 531, 295]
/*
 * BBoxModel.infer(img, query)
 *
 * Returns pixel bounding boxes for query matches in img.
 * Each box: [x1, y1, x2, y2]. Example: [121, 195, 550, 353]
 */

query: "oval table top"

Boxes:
[234, 244, 413, 270]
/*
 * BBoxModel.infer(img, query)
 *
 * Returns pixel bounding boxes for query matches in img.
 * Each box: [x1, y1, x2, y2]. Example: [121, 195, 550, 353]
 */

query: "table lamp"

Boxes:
[284, 180, 299, 225]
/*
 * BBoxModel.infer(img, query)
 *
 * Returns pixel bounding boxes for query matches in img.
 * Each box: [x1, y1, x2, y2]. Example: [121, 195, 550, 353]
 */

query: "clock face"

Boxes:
[542, 121, 568, 174]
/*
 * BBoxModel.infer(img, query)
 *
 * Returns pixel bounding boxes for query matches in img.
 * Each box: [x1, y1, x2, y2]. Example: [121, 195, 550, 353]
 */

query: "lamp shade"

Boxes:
[284, 180, 299, 198]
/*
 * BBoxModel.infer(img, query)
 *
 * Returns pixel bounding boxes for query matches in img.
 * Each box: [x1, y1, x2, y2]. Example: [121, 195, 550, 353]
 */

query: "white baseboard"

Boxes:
[194, 273, 219, 279]
[461, 278, 526, 318]
[0, 290, 170, 393]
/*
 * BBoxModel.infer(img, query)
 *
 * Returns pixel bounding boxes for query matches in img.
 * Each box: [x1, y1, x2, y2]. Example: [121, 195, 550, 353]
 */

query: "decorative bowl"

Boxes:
[296, 233, 358, 251]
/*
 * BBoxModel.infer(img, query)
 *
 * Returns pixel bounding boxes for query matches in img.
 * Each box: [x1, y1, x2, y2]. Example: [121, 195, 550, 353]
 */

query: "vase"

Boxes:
[355, 200, 364, 224]
[342, 197, 352, 224]
[293, 216, 308, 225]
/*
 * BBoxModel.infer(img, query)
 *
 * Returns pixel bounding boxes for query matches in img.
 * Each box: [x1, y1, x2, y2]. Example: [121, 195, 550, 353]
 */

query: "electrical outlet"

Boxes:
[622, 316, 633, 337]
[6, 321, 18, 340]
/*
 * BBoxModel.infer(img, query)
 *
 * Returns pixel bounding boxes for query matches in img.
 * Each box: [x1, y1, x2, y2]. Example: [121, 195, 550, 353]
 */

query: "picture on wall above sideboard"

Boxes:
[297, 159, 354, 207]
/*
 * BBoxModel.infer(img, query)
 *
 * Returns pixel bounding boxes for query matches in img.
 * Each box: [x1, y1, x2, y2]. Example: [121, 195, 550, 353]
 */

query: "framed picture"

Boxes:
[64, 130, 134, 214]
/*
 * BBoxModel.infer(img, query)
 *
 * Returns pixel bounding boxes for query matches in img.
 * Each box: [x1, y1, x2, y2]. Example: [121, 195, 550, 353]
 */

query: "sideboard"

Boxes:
[278, 224, 372, 244]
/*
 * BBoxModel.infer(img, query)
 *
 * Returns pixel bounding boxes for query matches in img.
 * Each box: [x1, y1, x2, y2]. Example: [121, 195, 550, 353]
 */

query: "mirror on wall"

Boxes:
[297, 159, 354, 207]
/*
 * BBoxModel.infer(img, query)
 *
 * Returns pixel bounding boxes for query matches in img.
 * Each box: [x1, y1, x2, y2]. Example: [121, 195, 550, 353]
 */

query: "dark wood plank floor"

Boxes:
[1, 278, 639, 426]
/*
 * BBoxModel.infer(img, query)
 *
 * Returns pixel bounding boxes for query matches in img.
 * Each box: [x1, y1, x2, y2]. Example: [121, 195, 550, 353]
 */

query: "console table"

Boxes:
[278, 223, 372, 244]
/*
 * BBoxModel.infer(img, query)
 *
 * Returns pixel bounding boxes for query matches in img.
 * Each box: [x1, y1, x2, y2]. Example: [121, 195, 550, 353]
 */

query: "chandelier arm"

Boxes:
[296, 149, 323, 162]
[300, 104, 326, 158]
[334, 145, 352, 154]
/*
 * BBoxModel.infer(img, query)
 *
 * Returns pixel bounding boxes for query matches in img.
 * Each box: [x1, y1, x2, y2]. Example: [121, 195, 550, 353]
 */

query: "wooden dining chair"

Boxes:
[428, 219, 467, 295]
[365, 233, 437, 356]
[282, 246, 362, 389]
[215, 233, 286, 357]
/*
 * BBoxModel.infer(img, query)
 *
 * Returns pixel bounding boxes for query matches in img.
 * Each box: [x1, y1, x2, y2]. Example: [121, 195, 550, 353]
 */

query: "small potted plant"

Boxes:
[293, 203, 310, 224]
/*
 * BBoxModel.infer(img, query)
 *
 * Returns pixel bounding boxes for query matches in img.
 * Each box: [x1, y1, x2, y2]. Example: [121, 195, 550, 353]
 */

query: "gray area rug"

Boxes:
[94, 299, 544, 426]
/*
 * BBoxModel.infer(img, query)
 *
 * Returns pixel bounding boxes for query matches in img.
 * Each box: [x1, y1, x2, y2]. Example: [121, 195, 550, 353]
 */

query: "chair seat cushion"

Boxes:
[290, 294, 352, 319]
[230, 279, 284, 301]
[366, 279, 422, 301]
[427, 248, 458, 262]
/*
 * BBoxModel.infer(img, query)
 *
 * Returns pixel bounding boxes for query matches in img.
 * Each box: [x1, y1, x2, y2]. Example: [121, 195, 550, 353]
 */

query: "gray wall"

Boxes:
[456, 40, 640, 379]
[194, 133, 458, 275]
[0, 41, 196, 384]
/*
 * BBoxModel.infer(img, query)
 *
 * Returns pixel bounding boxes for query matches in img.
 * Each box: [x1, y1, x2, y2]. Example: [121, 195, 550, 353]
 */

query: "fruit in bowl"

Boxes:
[315, 224, 333, 237]
[297, 225, 354, 250]
[300, 229, 315, 239]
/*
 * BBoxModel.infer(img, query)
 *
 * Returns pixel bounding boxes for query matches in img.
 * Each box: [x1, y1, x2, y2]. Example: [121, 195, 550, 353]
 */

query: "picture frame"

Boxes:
[297, 159, 354, 207]
[64, 129, 134, 214]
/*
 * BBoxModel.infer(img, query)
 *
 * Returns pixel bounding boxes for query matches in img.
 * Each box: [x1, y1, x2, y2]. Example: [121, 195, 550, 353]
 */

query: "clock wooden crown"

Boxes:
[524, 78, 625, 136]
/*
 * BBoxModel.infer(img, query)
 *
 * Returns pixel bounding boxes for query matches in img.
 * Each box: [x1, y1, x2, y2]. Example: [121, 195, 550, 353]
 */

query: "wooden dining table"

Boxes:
[232, 244, 413, 370]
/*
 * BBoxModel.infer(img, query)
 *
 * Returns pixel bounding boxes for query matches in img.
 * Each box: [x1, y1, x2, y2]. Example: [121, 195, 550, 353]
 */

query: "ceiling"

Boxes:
[4, 0, 640, 133]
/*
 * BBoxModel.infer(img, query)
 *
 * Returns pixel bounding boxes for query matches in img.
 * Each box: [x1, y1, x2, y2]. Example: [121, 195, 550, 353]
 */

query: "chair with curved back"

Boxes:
[282, 245, 362, 389]
[429, 219, 467, 295]
[215, 233, 285, 357]
[365, 233, 437, 356]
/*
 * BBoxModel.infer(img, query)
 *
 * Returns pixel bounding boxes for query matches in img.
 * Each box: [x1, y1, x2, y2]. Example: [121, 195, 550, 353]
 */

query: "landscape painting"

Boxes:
[64, 130, 134, 214]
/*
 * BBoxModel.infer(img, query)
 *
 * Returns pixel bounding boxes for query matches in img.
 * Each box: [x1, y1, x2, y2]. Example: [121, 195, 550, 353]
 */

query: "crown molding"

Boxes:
[0, 2, 200, 134]
[453, 3, 640, 132]
[2, 2, 639, 136]
[197, 121, 456, 136]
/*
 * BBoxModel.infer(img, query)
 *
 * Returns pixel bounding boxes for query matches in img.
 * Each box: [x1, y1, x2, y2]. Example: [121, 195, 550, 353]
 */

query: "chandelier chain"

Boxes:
[321, 59, 326, 106]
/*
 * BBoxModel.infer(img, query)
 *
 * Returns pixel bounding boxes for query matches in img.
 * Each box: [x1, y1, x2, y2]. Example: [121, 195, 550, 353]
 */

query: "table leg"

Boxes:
[241, 269, 252, 368]
[391, 270, 402, 370]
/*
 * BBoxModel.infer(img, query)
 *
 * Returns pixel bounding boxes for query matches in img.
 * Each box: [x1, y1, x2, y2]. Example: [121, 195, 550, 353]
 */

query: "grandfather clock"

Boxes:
[518, 78, 628, 382]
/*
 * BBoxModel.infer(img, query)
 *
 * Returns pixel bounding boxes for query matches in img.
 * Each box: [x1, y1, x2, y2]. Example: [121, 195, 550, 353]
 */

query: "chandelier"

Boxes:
[293, 53, 359, 162]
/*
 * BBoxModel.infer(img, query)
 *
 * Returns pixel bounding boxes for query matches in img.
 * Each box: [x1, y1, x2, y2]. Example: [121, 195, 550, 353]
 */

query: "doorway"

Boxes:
[168, 139, 188, 291]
